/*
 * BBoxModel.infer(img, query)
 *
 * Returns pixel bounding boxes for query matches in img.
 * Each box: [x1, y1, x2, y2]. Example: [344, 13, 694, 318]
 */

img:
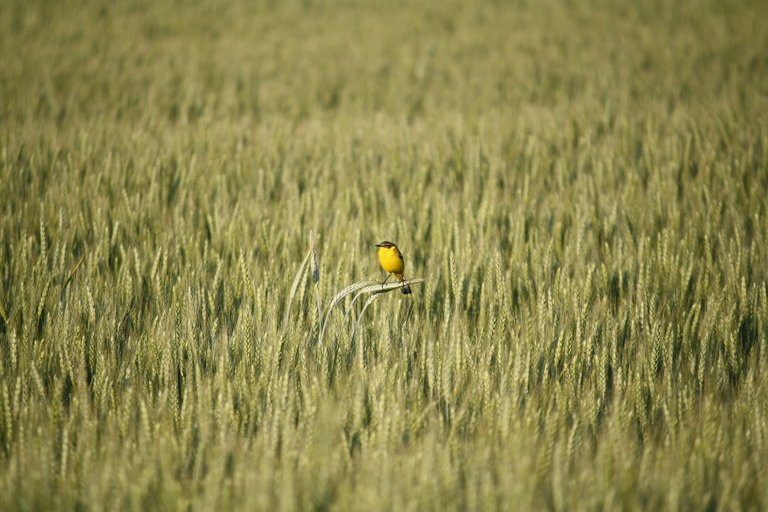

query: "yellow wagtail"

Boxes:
[375, 241, 412, 294]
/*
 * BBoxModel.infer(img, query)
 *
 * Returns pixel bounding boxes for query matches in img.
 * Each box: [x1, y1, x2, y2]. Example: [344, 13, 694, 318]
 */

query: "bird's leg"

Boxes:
[381, 274, 391, 287]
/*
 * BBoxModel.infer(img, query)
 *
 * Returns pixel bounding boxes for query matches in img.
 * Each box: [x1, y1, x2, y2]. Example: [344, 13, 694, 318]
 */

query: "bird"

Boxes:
[375, 241, 412, 294]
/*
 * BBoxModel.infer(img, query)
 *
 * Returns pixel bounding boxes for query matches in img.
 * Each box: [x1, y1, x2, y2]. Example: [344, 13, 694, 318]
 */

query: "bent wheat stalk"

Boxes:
[318, 278, 424, 346]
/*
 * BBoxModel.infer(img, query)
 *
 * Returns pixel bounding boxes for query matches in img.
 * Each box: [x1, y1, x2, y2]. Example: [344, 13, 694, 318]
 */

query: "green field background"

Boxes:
[1, 0, 767, 509]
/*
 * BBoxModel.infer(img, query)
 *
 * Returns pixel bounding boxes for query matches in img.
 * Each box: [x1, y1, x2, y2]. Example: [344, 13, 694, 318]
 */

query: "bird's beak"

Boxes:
[375, 243, 382, 247]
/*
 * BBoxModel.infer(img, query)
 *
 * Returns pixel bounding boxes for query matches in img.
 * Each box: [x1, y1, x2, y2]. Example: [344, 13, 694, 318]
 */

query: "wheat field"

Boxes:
[1, 0, 767, 510]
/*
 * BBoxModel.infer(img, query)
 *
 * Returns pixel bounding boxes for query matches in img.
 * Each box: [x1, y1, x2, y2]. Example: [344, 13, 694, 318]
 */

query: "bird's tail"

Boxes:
[396, 274, 412, 294]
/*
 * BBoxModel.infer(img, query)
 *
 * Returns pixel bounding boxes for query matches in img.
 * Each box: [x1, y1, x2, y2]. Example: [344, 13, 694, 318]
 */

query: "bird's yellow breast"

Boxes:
[378, 246, 405, 274]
